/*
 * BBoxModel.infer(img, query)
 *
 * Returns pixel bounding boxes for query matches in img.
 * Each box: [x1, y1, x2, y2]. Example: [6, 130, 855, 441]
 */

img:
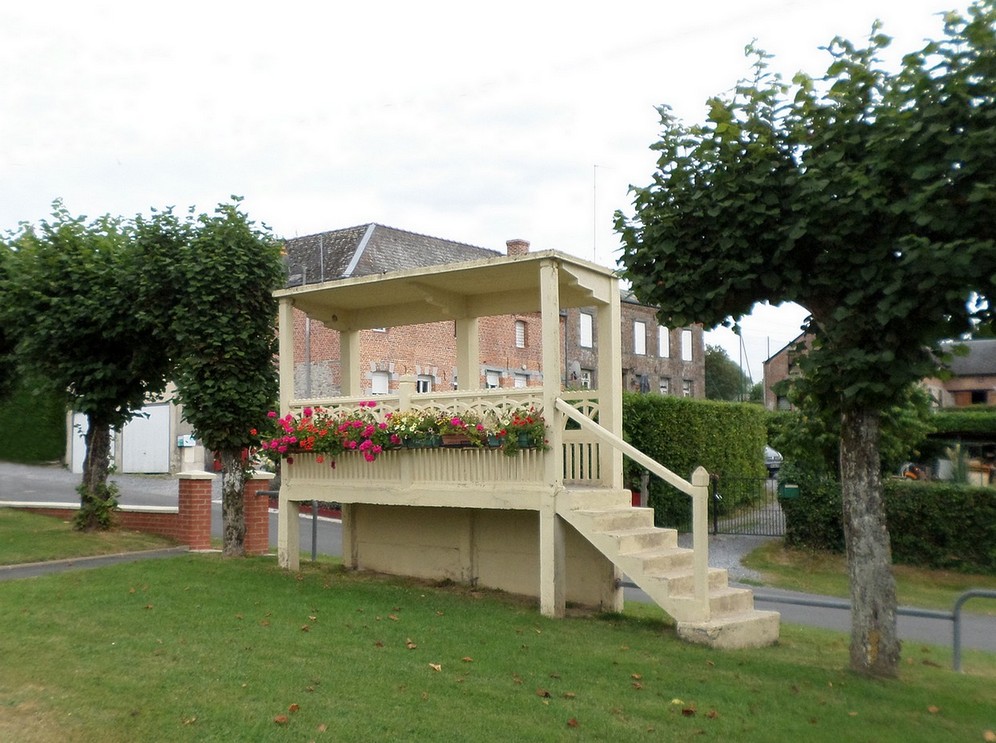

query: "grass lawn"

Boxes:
[743, 541, 996, 614]
[0, 508, 179, 565]
[1, 554, 994, 743]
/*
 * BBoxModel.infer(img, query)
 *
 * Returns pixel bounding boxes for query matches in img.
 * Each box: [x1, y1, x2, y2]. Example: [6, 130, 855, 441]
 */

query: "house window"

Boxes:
[371, 370, 390, 395]
[580, 313, 593, 348]
[659, 377, 670, 395]
[971, 390, 989, 405]
[579, 369, 592, 389]
[682, 379, 693, 397]
[485, 370, 500, 389]
[416, 375, 433, 393]
[634, 321, 646, 355]
[514, 373, 528, 388]
[515, 320, 527, 348]
[658, 325, 669, 358]
[681, 329, 693, 361]
[372, 327, 387, 333]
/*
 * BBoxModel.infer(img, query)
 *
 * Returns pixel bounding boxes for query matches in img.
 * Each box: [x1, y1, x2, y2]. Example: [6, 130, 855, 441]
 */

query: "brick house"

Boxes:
[763, 334, 996, 410]
[283, 224, 704, 399]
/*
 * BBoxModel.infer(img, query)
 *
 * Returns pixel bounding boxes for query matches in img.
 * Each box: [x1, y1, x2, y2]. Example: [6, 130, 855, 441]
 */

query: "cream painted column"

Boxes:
[596, 286, 624, 489]
[538, 258, 565, 617]
[539, 504, 566, 617]
[277, 298, 299, 570]
[339, 328, 362, 397]
[454, 317, 480, 390]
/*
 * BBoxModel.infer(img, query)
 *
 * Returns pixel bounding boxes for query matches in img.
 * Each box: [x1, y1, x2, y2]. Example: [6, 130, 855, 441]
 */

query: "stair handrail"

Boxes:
[555, 398, 711, 617]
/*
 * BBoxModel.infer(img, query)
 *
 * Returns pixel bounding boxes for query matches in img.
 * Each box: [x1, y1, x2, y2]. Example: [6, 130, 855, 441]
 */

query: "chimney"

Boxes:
[506, 239, 530, 256]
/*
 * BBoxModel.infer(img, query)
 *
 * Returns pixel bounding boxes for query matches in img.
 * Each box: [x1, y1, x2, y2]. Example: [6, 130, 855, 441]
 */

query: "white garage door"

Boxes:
[121, 404, 170, 473]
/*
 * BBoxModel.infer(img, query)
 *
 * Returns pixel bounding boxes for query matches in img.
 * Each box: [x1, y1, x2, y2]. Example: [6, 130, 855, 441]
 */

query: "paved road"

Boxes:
[2, 461, 994, 653]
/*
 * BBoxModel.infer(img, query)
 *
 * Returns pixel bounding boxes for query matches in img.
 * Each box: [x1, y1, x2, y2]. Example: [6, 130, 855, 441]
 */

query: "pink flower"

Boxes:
[267, 411, 277, 418]
[303, 407, 313, 417]
[363, 452, 375, 462]
[359, 440, 372, 451]
[372, 445, 383, 454]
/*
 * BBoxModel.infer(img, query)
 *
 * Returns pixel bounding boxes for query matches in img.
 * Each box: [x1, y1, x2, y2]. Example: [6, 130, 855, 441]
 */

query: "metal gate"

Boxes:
[711, 476, 785, 536]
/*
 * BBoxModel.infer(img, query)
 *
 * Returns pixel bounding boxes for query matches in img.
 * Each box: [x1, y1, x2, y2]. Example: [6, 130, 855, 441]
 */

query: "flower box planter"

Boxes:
[440, 433, 474, 448]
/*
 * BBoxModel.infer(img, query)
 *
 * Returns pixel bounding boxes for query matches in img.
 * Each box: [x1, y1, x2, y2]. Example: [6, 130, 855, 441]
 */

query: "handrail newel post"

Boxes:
[691, 466, 711, 619]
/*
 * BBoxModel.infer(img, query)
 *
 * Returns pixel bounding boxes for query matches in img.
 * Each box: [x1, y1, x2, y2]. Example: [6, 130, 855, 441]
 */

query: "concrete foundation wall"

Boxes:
[350, 504, 619, 609]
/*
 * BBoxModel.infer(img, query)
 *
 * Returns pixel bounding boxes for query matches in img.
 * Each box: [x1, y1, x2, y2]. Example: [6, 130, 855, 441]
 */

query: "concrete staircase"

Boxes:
[557, 487, 779, 649]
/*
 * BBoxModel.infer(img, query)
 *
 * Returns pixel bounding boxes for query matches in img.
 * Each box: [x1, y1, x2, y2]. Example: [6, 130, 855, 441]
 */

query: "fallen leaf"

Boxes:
[513, 675, 523, 685]
[259, 619, 270, 627]
[318, 723, 328, 733]
[567, 718, 579, 728]
[301, 625, 310, 632]
[274, 715, 289, 725]
[707, 710, 719, 719]
[374, 640, 384, 648]
[632, 682, 643, 690]
[563, 692, 576, 699]
[682, 707, 696, 717]
[129, 587, 136, 594]
[235, 613, 244, 621]
[309, 615, 317, 622]
[429, 663, 442, 672]
[305, 686, 315, 693]
[536, 689, 551, 698]
[983, 730, 995, 742]
[927, 706, 940, 714]
[631, 673, 642, 680]
[670, 699, 684, 706]
[462, 657, 473, 663]
[144, 604, 153, 610]
[182, 716, 197, 725]
[406, 639, 417, 650]
[389, 614, 399, 622]
[421, 692, 429, 701]
[848, 712, 858, 717]
[706, 660, 715, 667]
[288, 704, 300, 713]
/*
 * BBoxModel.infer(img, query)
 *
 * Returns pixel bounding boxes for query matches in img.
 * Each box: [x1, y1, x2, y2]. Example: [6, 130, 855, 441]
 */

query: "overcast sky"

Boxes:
[0, 0, 968, 380]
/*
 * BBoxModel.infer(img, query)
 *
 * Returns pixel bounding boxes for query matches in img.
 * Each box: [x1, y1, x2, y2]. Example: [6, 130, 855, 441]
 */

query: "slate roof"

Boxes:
[283, 223, 499, 286]
[943, 338, 996, 376]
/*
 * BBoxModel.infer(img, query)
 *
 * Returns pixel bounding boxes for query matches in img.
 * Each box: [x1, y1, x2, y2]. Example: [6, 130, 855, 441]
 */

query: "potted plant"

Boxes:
[498, 408, 548, 456]
[435, 412, 486, 447]
[389, 410, 440, 448]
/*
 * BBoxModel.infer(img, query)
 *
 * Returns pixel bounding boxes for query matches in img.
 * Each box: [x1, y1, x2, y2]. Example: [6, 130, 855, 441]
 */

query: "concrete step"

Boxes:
[561, 488, 633, 510]
[677, 610, 781, 650]
[649, 566, 729, 595]
[625, 544, 692, 573]
[573, 507, 655, 532]
[603, 526, 675, 554]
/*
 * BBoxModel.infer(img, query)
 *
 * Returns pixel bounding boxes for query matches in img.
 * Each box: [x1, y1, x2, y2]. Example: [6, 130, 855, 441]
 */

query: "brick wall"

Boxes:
[12, 475, 271, 553]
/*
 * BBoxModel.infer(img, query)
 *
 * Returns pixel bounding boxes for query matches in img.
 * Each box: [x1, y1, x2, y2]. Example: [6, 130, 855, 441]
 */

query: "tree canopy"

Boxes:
[704, 344, 754, 401]
[615, 2, 996, 677]
[152, 199, 284, 556]
[2, 205, 174, 527]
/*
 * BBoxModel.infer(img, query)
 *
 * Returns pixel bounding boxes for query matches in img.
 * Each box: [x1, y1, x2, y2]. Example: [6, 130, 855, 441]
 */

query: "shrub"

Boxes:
[622, 393, 767, 529]
[779, 470, 996, 573]
[0, 375, 66, 463]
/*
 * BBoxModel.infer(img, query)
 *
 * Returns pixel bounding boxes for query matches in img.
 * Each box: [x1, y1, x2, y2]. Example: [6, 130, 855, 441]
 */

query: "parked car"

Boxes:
[764, 446, 783, 478]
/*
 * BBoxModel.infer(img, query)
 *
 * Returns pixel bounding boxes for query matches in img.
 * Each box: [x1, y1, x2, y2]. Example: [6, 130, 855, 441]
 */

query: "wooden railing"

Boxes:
[554, 397, 710, 615]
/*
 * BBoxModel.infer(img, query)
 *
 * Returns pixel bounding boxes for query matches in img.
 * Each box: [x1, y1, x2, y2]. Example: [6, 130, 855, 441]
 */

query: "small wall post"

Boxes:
[177, 472, 216, 550]
[243, 471, 276, 555]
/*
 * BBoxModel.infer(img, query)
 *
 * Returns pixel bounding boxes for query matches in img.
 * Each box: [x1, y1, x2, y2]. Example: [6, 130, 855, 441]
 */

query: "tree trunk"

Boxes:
[220, 448, 247, 557]
[839, 407, 900, 677]
[77, 417, 113, 531]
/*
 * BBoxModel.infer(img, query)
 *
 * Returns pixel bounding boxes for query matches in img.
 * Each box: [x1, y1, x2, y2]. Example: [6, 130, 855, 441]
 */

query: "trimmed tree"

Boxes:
[162, 200, 283, 557]
[2, 205, 171, 528]
[615, 5, 996, 677]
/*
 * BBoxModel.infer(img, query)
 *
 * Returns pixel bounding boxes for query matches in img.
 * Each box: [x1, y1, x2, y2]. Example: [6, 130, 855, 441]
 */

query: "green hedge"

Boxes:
[622, 393, 767, 529]
[930, 408, 996, 438]
[780, 472, 996, 574]
[0, 377, 66, 463]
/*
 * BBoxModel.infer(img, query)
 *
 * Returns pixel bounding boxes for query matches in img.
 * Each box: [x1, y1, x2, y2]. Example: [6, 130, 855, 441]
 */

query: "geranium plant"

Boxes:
[498, 407, 548, 456]
[435, 412, 487, 446]
[256, 402, 400, 463]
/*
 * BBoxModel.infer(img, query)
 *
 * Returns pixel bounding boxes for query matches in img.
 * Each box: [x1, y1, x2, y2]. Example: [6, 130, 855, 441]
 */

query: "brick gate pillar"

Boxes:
[177, 472, 216, 550]
[243, 471, 276, 556]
